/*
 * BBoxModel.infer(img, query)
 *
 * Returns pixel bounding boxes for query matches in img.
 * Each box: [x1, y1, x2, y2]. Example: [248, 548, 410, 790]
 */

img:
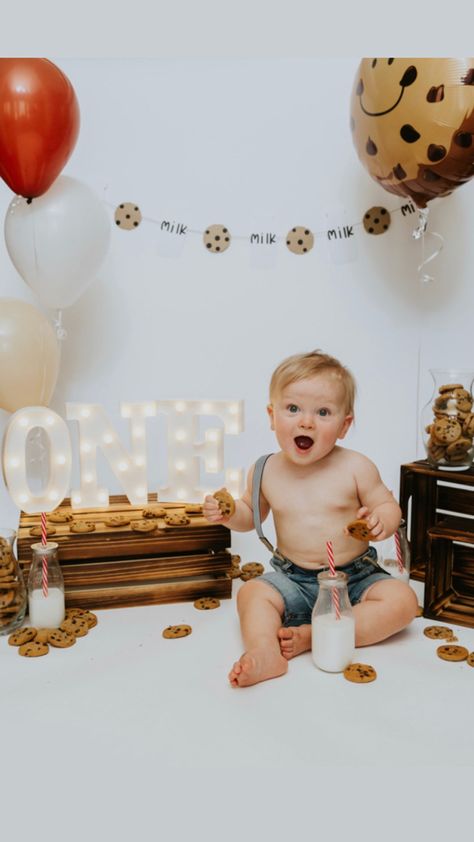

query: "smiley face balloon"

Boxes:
[350, 58, 474, 207]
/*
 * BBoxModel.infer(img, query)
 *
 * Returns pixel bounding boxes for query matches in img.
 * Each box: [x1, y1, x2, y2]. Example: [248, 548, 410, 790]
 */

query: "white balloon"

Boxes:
[4, 175, 111, 310]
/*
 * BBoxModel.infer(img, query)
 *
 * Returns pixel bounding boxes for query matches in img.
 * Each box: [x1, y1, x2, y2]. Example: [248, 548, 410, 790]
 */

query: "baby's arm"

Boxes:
[353, 455, 401, 541]
[202, 463, 270, 532]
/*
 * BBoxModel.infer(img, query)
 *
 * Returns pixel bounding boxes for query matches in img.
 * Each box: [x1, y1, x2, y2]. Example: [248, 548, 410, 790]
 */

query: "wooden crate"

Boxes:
[399, 460, 474, 580]
[425, 519, 474, 628]
[17, 495, 232, 610]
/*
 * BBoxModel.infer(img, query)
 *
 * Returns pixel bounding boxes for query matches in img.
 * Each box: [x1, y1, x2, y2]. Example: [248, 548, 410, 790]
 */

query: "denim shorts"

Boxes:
[260, 545, 391, 627]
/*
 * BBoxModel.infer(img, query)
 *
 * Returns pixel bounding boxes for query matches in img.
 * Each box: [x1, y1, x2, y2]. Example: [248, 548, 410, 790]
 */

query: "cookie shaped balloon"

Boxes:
[350, 58, 474, 207]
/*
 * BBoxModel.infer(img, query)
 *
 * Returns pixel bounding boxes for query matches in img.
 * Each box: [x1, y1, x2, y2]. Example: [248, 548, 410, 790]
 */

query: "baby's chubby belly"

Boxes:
[274, 510, 367, 568]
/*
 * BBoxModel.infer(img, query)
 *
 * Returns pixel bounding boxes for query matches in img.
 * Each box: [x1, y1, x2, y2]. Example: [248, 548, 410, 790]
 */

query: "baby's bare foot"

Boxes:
[228, 648, 288, 687]
[278, 625, 312, 660]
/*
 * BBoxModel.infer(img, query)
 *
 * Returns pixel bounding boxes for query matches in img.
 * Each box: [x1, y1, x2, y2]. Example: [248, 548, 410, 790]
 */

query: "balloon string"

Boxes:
[53, 309, 67, 341]
[30, 209, 51, 406]
[412, 207, 430, 240]
[30, 198, 41, 294]
[412, 207, 443, 283]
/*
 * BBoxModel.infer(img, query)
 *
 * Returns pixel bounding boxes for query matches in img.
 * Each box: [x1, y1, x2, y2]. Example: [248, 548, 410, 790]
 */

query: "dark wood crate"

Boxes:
[17, 495, 233, 610]
[425, 518, 474, 628]
[399, 460, 474, 581]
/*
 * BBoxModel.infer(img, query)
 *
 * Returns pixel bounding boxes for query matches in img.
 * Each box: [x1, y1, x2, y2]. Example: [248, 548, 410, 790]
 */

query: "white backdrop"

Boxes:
[1, 57, 474, 562]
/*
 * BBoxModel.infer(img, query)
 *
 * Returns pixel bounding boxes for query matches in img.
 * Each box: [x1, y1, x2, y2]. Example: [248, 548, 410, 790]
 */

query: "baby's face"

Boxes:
[267, 374, 352, 465]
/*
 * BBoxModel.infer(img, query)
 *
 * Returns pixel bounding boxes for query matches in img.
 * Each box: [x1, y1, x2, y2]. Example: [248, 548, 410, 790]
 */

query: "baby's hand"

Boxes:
[203, 493, 226, 523]
[355, 506, 386, 540]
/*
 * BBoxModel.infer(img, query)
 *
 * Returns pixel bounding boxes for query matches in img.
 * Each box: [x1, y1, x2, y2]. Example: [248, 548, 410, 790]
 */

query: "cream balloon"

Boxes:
[0, 298, 60, 413]
[4, 175, 110, 310]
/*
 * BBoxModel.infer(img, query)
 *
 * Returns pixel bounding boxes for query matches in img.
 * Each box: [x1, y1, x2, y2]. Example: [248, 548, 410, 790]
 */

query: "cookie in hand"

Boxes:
[213, 489, 236, 518]
[345, 519, 376, 542]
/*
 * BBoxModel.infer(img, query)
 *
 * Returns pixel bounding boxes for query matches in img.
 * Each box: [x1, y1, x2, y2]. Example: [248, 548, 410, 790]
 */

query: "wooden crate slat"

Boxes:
[437, 485, 474, 517]
[20, 551, 232, 587]
[64, 573, 232, 610]
[17, 496, 230, 562]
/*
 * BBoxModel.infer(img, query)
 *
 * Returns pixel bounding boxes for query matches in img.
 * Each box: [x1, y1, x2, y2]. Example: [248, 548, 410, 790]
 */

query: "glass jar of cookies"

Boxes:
[421, 369, 474, 471]
[28, 542, 65, 628]
[0, 527, 27, 636]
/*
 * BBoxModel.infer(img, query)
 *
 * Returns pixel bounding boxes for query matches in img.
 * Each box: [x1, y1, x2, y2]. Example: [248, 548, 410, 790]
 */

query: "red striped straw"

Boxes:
[41, 512, 48, 598]
[394, 530, 405, 574]
[326, 540, 341, 620]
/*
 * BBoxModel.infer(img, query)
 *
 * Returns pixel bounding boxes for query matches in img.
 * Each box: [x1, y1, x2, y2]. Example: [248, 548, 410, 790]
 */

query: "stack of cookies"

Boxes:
[0, 539, 26, 635]
[7, 607, 98, 657]
[425, 382, 474, 468]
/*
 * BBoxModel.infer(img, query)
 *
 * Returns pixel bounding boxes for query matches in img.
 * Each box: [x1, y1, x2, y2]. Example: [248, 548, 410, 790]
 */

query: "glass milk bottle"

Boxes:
[379, 520, 411, 583]
[28, 542, 65, 628]
[312, 571, 355, 672]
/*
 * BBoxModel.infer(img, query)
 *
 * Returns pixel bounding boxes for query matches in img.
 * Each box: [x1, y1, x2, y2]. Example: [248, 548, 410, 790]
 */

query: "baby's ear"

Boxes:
[338, 414, 353, 440]
[267, 403, 275, 430]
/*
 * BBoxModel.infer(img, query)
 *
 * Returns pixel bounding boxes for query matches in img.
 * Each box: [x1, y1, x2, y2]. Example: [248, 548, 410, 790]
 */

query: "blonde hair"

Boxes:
[269, 350, 356, 415]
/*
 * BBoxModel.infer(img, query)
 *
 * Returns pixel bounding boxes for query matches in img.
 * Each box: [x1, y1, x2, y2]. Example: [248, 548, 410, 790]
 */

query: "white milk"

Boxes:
[312, 614, 355, 673]
[380, 558, 409, 583]
[28, 588, 65, 628]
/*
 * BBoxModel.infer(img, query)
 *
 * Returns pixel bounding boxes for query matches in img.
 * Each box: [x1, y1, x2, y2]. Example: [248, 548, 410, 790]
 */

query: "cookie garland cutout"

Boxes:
[285, 226, 314, 255]
[362, 206, 391, 235]
[114, 202, 142, 230]
[203, 224, 231, 253]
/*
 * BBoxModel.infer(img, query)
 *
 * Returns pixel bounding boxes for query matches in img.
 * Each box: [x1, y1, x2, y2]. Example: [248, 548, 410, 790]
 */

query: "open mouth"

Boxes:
[294, 436, 314, 451]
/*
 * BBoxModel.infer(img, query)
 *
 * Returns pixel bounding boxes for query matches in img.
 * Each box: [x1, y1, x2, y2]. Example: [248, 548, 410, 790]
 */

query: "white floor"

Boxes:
[2, 575, 473, 838]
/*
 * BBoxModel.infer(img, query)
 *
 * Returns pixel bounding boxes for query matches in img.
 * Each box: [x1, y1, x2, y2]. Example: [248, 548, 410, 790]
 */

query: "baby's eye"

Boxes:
[287, 404, 299, 413]
[318, 408, 330, 417]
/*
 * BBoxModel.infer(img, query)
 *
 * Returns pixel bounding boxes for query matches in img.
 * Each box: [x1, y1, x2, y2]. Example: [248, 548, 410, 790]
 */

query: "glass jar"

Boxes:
[421, 369, 474, 471]
[311, 571, 355, 672]
[0, 527, 27, 636]
[378, 520, 410, 583]
[28, 542, 65, 628]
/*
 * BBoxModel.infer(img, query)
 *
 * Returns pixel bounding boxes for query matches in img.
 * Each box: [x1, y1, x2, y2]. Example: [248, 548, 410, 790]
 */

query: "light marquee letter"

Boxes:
[3, 407, 72, 514]
[157, 400, 244, 500]
[66, 401, 156, 507]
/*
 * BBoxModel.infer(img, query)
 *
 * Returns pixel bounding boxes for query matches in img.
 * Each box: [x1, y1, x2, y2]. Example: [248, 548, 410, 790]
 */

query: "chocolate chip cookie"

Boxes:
[436, 644, 469, 661]
[193, 597, 220, 610]
[213, 489, 235, 518]
[343, 663, 377, 683]
[345, 519, 375, 541]
[162, 624, 192, 639]
[70, 521, 96, 533]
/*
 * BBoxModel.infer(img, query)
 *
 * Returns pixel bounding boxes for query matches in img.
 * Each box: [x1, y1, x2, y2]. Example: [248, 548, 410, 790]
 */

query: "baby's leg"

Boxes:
[229, 579, 288, 687]
[353, 578, 418, 646]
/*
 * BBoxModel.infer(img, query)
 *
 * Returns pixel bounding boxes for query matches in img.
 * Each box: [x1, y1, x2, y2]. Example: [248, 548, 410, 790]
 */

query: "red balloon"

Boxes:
[0, 58, 80, 198]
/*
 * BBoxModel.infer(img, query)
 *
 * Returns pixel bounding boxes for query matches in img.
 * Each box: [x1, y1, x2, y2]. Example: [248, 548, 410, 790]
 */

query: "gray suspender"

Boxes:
[252, 453, 275, 554]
